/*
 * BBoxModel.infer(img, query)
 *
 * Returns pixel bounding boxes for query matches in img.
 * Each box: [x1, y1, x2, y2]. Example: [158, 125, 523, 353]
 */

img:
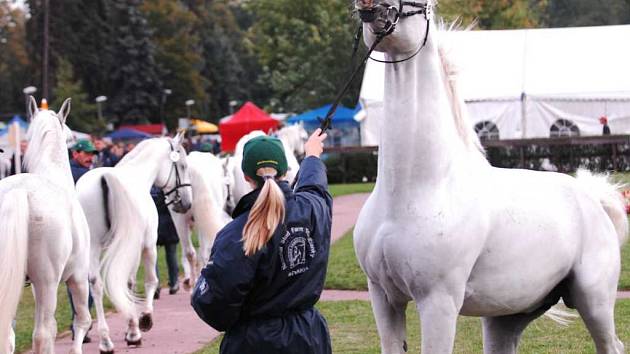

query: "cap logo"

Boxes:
[257, 160, 278, 166]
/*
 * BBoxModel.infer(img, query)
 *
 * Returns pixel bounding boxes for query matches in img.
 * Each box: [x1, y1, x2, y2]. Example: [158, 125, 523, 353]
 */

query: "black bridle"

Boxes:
[159, 142, 191, 208]
[317, 0, 432, 134]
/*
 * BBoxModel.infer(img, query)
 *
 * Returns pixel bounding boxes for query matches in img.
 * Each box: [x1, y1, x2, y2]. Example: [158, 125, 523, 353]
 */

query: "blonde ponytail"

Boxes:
[242, 167, 286, 256]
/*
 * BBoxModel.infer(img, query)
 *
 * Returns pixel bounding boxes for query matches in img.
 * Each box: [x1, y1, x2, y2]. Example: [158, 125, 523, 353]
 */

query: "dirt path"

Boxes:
[53, 193, 370, 354]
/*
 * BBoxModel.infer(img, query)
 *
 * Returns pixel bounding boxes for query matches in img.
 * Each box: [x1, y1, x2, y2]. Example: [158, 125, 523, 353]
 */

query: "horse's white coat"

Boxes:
[76, 133, 192, 353]
[0, 97, 92, 354]
[170, 151, 232, 290]
[353, 2, 628, 353]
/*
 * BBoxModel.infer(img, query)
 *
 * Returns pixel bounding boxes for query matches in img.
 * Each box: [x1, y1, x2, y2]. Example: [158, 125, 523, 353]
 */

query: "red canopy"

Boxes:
[219, 102, 278, 152]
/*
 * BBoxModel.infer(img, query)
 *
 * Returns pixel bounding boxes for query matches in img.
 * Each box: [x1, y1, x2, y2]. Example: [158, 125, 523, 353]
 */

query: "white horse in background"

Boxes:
[76, 132, 192, 353]
[169, 151, 232, 290]
[226, 125, 307, 208]
[353, 1, 628, 353]
[0, 97, 92, 354]
[0, 156, 11, 179]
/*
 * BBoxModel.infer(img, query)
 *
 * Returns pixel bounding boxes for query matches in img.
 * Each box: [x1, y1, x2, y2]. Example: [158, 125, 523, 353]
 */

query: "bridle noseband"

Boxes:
[159, 142, 191, 208]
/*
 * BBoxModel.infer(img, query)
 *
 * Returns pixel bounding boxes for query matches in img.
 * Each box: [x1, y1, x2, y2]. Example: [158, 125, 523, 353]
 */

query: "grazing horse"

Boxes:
[169, 151, 232, 290]
[353, 1, 628, 353]
[75, 132, 192, 354]
[0, 97, 91, 354]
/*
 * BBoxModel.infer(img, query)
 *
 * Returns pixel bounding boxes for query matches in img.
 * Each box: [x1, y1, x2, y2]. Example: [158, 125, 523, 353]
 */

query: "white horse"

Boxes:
[0, 156, 11, 179]
[353, 1, 628, 353]
[169, 151, 232, 291]
[75, 132, 192, 353]
[0, 97, 92, 354]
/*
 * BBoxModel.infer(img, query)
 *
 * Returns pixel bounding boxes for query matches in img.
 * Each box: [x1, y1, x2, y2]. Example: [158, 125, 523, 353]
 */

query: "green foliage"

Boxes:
[51, 58, 104, 133]
[142, 0, 206, 127]
[108, 0, 163, 124]
[544, 0, 630, 27]
[0, 3, 31, 116]
[245, 0, 362, 113]
[439, 0, 547, 29]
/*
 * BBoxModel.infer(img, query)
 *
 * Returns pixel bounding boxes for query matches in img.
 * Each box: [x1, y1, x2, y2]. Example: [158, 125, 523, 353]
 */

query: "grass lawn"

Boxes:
[324, 229, 367, 291]
[197, 299, 630, 353]
[329, 183, 374, 198]
[13, 243, 177, 353]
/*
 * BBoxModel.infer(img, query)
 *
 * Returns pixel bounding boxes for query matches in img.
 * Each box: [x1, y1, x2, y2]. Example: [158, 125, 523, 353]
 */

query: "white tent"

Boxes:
[358, 25, 630, 145]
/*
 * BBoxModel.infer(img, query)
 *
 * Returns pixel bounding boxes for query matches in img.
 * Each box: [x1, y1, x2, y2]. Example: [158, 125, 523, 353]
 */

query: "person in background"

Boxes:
[67, 139, 96, 342]
[151, 186, 181, 298]
[70, 139, 97, 183]
[9, 139, 28, 175]
[108, 142, 125, 166]
[600, 116, 611, 135]
[192, 129, 332, 354]
[93, 137, 116, 167]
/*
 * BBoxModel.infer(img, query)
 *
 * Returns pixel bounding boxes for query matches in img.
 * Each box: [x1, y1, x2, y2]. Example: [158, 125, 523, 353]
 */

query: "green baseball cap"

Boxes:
[242, 136, 288, 185]
[72, 139, 97, 153]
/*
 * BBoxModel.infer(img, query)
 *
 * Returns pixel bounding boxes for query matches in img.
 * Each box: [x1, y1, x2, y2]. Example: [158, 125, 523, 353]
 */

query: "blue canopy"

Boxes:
[106, 128, 151, 140]
[0, 115, 28, 136]
[286, 104, 359, 124]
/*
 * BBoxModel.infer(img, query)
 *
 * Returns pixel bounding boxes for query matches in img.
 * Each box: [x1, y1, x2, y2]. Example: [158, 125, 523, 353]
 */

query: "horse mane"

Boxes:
[116, 138, 165, 166]
[23, 110, 67, 173]
[437, 20, 486, 157]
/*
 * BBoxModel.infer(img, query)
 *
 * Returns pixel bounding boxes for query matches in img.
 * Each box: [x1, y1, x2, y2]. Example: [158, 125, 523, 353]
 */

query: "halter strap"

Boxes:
[159, 141, 191, 208]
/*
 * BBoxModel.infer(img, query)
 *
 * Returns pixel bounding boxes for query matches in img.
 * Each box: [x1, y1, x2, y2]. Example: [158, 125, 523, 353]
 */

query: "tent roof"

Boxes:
[106, 128, 152, 140]
[287, 104, 360, 124]
[191, 119, 218, 134]
[119, 123, 165, 135]
[362, 25, 630, 102]
[220, 102, 276, 126]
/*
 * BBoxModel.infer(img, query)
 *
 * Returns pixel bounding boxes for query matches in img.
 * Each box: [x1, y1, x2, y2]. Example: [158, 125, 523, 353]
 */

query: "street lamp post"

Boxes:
[185, 99, 195, 119]
[229, 100, 238, 115]
[160, 89, 172, 126]
[22, 86, 37, 119]
[95, 95, 108, 122]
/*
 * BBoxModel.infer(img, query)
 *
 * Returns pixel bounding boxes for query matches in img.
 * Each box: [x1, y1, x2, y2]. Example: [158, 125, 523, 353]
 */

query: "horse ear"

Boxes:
[298, 121, 304, 128]
[173, 129, 185, 147]
[57, 98, 72, 124]
[28, 96, 38, 120]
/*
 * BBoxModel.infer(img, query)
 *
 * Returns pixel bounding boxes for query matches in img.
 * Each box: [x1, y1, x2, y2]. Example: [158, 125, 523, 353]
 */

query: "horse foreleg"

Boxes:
[66, 273, 92, 354]
[31, 281, 58, 354]
[416, 291, 463, 354]
[173, 211, 196, 291]
[368, 280, 408, 354]
[8, 324, 15, 354]
[139, 245, 159, 332]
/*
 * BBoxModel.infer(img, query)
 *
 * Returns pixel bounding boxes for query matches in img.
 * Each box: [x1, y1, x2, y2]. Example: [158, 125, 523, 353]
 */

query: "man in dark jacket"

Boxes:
[70, 139, 96, 183]
[151, 186, 180, 297]
[192, 130, 332, 354]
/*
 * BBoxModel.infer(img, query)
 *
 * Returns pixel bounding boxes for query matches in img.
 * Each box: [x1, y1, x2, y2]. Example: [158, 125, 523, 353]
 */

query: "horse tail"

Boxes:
[576, 169, 629, 245]
[0, 189, 29, 353]
[100, 173, 143, 319]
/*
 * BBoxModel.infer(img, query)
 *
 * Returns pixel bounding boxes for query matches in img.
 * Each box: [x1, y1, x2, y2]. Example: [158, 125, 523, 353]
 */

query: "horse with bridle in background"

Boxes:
[76, 132, 192, 354]
[0, 97, 92, 354]
[353, 1, 628, 353]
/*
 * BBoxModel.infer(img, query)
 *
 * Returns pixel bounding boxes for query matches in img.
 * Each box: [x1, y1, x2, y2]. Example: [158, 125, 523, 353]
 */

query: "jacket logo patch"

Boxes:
[279, 226, 316, 277]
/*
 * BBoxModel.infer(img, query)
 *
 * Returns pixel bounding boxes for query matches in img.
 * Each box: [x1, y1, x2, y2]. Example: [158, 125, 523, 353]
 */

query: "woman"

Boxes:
[192, 129, 332, 354]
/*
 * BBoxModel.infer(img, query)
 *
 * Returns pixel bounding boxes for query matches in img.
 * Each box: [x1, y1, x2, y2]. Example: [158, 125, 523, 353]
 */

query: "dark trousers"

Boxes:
[156, 243, 179, 288]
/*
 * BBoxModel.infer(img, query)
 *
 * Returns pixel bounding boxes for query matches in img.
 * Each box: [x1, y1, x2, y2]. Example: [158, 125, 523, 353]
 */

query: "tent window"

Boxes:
[550, 119, 580, 138]
[474, 121, 500, 141]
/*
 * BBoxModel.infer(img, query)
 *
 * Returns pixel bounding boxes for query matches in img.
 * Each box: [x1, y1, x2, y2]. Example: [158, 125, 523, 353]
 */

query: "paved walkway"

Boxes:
[53, 193, 370, 354]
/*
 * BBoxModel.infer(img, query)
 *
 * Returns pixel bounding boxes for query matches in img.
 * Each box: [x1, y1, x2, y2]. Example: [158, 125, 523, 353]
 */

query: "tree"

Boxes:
[0, 3, 32, 117]
[108, 0, 163, 124]
[141, 0, 206, 128]
[51, 58, 104, 133]
[544, 0, 630, 27]
[438, 0, 547, 29]
[245, 0, 363, 113]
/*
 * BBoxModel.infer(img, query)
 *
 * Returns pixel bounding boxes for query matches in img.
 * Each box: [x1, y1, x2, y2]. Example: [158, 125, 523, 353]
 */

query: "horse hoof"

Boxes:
[100, 350, 115, 354]
[183, 278, 192, 291]
[126, 338, 142, 347]
[139, 312, 153, 332]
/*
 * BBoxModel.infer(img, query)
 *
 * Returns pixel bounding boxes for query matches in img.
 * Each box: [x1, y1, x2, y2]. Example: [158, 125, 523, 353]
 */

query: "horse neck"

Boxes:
[118, 143, 168, 189]
[378, 29, 476, 189]
[29, 138, 75, 193]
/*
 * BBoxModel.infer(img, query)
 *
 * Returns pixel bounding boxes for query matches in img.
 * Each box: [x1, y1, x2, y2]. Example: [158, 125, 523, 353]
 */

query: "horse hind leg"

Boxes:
[368, 280, 409, 354]
[138, 244, 159, 332]
[90, 273, 115, 354]
[66, 273, 92, 354]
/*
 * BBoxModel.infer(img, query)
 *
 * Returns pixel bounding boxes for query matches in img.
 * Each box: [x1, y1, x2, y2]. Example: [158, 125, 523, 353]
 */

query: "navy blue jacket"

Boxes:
[191, 156, 333, 354]
[70, 160, 90, 184]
